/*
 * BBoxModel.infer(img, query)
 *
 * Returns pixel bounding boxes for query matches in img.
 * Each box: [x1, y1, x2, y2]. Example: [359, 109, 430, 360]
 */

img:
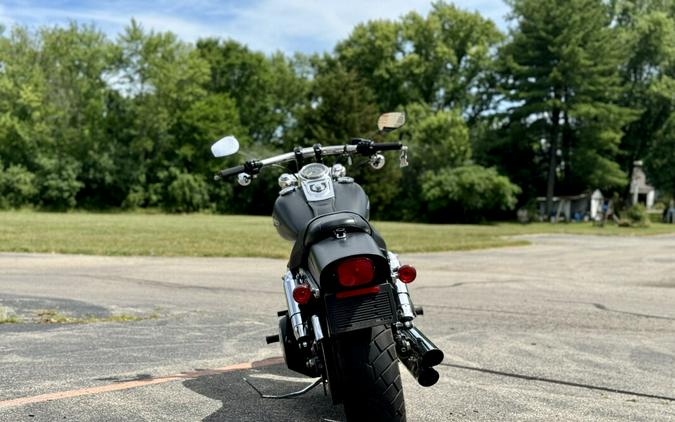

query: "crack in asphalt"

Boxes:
[548, 300, 675, 321]
[591, 303, 675, 321]
[440, 362, 675, 402]
[421, 304, 539, 316]
[414, 279, 524, 290]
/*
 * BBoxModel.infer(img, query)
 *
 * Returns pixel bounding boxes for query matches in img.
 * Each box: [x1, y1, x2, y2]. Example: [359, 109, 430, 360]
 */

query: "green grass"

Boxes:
[0, 304, 162, 325]
[0, 315, 21, 324]
[0, 307, 21, 324]
[34, 309, 153, 324]
[1, 211, 674, 258]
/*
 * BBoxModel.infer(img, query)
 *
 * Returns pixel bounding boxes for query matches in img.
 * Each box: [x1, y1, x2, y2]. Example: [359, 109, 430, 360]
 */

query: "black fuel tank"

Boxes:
[272, 180, 370, 241]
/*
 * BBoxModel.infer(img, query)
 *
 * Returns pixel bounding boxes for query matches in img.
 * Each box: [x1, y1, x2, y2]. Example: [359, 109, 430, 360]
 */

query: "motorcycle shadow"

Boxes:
[183, 363, 345, 422]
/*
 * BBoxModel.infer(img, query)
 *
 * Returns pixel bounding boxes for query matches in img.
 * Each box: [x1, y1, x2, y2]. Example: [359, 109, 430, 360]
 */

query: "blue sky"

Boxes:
[0, 1, 510, 54]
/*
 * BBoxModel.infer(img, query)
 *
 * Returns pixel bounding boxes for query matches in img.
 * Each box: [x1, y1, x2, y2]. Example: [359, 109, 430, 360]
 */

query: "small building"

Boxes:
[630, 161, 655, 208]
[536, 193, 594, 222]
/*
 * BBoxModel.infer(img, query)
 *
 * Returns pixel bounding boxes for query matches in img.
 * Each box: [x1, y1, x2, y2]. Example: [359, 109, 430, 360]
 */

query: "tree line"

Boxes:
[0, 0, 673, 222]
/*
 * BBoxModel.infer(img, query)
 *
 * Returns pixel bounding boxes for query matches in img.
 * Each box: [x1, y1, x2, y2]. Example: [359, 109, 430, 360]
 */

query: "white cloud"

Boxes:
[218, 0, 435, 53]
[123, 13, 214, 43]
[0, 4, 15, 31]
[1, 0, 509, 54]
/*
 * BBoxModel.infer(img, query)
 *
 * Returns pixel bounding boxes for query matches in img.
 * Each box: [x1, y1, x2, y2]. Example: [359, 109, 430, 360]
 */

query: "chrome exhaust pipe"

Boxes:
[398, 326, 444, 387]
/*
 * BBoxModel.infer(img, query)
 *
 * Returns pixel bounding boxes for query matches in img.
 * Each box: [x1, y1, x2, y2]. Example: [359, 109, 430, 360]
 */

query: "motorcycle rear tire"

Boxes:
[336, 325, 406, 422]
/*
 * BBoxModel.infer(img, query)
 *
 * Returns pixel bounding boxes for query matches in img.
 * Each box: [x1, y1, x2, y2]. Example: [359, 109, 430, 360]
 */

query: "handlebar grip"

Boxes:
[218, 165, 246, 179]
[374, 142, 402, 151]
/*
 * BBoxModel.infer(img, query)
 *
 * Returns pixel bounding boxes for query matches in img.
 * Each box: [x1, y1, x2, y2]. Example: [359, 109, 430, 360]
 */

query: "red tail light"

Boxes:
[397, 264, 416, 283]
[336, 257, 375, 287]
[292, 284, 312, 304]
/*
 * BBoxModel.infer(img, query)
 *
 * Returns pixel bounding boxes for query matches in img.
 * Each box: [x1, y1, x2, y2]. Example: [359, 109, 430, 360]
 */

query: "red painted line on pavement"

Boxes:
[0, 356, 285, 409]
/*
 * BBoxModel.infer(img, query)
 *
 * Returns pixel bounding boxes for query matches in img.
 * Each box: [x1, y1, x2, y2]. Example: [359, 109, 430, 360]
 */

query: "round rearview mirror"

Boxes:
[377, 112, 406, 133]
[211, 135, 240, 157]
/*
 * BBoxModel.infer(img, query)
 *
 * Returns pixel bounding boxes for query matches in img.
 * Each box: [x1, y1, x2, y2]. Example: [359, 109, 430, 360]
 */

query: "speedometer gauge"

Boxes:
[299, 163, 329, 180]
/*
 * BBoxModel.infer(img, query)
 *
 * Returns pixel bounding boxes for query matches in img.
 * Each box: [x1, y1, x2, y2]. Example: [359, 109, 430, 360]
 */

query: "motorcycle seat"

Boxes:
[288, 211, 386, 271]
[303, 212, 371, 246]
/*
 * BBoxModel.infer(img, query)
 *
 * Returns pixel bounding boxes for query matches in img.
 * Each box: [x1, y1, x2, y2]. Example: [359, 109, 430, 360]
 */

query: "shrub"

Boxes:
[165, 172, 210, 213]
[36, 157, 83, 210]
[420, 164, 521, 222]
[0, 164, 37, 208]
[624, 203, 649, 227]
[122, 185, 147, 210]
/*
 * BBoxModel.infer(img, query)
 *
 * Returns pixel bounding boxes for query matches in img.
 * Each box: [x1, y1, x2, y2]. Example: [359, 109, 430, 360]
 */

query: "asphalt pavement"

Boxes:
[1, 234, 674, 421]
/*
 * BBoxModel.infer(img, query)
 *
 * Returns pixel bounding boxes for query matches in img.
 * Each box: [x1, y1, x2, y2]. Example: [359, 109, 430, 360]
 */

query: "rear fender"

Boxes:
[306, 232, 389, 288]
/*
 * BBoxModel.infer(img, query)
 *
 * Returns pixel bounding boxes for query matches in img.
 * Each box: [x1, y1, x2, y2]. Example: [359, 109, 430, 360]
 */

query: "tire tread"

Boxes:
[338, 326, 406, 422]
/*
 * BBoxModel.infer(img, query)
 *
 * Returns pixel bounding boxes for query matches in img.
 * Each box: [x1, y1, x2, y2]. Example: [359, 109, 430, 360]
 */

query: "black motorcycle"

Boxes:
[211, 112, 444, 421]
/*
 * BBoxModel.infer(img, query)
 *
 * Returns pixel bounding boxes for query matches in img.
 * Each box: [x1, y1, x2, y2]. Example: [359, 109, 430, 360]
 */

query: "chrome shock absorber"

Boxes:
[282, 271, 308, 340]
[387, 251, 416, 324]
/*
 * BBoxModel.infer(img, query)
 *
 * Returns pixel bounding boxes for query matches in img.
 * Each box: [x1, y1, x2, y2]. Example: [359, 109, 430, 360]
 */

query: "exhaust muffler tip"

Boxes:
[397, 326, 444, 387]
[421, 348, 444, 368]
[417, 366, 440, 387]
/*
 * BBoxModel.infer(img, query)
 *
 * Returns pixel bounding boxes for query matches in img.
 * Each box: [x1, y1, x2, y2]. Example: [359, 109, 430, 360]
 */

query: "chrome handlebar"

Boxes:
[215, 142, 406, 182]
[260, 144, 359, 167]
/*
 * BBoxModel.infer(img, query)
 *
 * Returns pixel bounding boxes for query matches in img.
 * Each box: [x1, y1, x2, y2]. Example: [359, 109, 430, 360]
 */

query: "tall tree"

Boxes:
[500, 0, 637, 214]
[39, 24, 119, 207]
[612, 0, 675, 193]
[331, 2, 519, 221]
[293, 57, 404, 218]
[645, 114, 675, 197]
[336, 1, 503, 118]
[116, 20, 216, 210]
[0, 26, 49, 172]
[0, 26, 48, 208]
[295, 58, 378, 145]
[0, 24, 116, 209]
[196, 39, 309, 145]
